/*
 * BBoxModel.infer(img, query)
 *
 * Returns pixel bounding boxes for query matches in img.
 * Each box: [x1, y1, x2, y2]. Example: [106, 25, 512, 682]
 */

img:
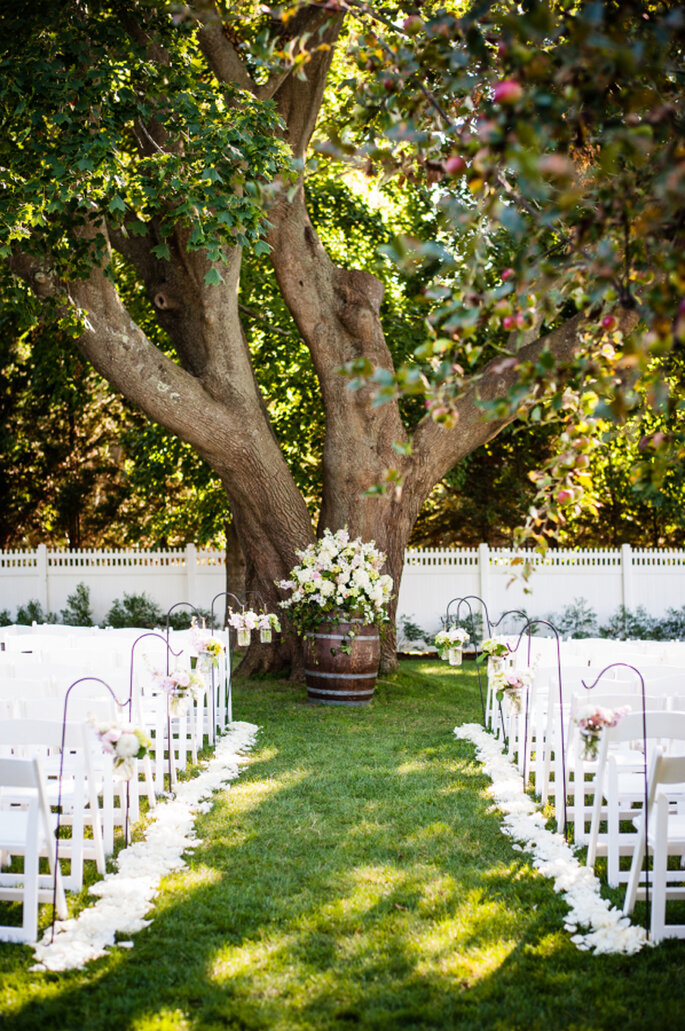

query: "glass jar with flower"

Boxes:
[190, 619, 225, 672]
[493, 670, 531, 715]
[277, 527, 393, 705]
[479, 637, 509, 677]
[153, 668, 205, 714]
[227, 608, 260, 647]
[434, 627, 469, 665]
[574, 704, 629, 761]
[257, 612, 281, 643]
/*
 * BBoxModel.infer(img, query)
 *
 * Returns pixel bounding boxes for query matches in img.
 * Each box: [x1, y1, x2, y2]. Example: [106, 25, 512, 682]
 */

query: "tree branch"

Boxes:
[409, 305, 641, 496]
[193, 0, 257, 93]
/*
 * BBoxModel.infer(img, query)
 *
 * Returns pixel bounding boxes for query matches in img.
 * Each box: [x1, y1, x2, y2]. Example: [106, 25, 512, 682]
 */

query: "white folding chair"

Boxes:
[0, 756, 68, 943]
[0, 719, 106, 891]
[623, 751, 685, 942]
[586, 711, 685, 888]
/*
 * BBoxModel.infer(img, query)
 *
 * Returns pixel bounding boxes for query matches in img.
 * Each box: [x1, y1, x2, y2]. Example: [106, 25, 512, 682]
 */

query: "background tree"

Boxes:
[1, 1, 682, 673]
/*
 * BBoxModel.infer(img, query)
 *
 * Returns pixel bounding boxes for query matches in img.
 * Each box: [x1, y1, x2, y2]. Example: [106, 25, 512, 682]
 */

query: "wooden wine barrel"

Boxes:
[304, 622, 380, 706]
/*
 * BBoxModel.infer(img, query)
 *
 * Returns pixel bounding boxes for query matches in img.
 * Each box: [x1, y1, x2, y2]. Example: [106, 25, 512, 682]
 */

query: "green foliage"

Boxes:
[0, 5, 292, 280]
[0, 609, 11, 626]
[60, 582, 94, 627]
[548, 596, 599, 639]
[14, 598, 56, 625]
[598, 604, 659, 641]
[340, 1, 685, 541]
[104, 591, 163, 629]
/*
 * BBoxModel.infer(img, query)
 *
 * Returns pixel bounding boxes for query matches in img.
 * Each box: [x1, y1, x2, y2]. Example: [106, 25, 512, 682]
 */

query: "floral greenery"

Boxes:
[190, 621, 225, 666]
[434, 626, 469, 660]
[277, 527, 393, 637]
[478, 637, 509, 659]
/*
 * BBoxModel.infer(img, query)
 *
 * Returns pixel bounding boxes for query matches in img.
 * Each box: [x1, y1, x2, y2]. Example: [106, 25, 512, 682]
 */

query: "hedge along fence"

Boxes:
[0, 543, 684, 635]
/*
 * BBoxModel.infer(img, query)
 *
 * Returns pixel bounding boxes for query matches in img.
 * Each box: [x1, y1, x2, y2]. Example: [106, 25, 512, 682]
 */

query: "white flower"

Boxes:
[116, 732, 142, 759]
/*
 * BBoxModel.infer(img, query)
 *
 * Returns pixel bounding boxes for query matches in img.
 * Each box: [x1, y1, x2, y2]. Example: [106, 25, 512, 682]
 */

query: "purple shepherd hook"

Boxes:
[581, 663, 650, 937]
[506, 619, 567, 839]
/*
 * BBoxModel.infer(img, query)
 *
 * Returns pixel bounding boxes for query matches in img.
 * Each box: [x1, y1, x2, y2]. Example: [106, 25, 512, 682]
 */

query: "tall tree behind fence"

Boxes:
[1, 545, 684, 634]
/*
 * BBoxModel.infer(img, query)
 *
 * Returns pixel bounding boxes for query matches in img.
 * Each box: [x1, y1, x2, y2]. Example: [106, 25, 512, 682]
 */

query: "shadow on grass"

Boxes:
[1, 663, 684, 1031]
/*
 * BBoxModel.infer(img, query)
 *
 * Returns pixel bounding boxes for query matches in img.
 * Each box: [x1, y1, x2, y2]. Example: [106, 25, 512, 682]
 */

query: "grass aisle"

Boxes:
[1, 661, 684, 1031]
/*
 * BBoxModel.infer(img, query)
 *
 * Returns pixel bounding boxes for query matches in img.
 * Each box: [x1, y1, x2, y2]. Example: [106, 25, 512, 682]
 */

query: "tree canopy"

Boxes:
[1, 0, 683, 670]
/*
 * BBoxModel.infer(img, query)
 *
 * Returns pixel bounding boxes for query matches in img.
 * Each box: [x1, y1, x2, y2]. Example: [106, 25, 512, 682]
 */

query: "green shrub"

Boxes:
[15, 599, 57, 625]
[105, 592, 164, 629]
[60, 582, 94, 627]
[599, 604, 659, 640]
[548, 597, 598, 639]
[0, 609, 11, 626]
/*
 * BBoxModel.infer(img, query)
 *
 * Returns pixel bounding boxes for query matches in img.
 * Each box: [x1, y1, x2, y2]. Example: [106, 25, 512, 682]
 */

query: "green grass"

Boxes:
[1, 661, 684, 1031]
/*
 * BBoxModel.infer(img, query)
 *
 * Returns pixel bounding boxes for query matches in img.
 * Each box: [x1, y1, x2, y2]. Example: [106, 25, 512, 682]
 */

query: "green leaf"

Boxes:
[204, 267, 224, 287]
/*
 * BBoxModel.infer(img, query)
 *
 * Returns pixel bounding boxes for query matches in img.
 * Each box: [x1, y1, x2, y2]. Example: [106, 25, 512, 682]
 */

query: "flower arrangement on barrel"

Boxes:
[89, 720, 152, 781]
[574, 704, 630, 761]
[277, 527, 393, 705]
[435, 626, 469, 665]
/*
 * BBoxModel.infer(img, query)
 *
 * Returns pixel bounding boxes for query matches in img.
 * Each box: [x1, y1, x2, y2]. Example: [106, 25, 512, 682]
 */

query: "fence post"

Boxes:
[36, 544, 49, 616]
[478, 543, 490, 613]
[185, 543, 198, 604]
[621, 543, 633, 613]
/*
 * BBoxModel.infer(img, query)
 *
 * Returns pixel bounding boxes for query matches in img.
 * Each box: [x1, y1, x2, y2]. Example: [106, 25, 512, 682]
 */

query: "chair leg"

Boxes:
[651, 794, 670, 942]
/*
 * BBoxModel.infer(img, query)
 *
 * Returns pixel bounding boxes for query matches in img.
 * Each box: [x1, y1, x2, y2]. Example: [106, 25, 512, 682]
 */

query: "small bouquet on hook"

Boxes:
[153, 668, 206, 714]
[257, 611, 281, 643]
[190, 617, 225, 668]
[89, 719, 152, 781]
[434, 626, 469, 666]
[479, 637, 510, 677]
[493, 670, 531, 715]
[227, 607, 281, 646]
[574, 704, 630, 761]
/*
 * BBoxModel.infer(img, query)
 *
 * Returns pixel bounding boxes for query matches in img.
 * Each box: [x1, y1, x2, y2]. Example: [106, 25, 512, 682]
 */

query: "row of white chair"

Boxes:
[0, 625, 234, 942]
[485, 641, 685, 942]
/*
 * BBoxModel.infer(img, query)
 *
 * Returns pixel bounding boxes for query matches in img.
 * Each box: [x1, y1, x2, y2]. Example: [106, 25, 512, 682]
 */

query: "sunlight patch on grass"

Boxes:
[131, 1007, 191, 1030]
[161, 864, 223, 896]
[215, 765, 311, 815]
[396, 758, 429, 774]
[210, 931, 294, 981]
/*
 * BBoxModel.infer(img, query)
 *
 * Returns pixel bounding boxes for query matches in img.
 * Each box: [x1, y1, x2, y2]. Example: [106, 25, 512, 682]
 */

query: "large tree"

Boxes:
[1, 1, 681, 671]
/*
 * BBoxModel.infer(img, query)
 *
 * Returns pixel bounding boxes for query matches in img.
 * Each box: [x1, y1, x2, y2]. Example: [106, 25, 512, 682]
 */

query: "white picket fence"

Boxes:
[0, 543, 684, 637]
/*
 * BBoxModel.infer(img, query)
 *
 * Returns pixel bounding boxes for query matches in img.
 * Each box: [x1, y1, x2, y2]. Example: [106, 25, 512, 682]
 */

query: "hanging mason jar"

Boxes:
[237, 627, 251, 647]
[447, 646, 463, 666]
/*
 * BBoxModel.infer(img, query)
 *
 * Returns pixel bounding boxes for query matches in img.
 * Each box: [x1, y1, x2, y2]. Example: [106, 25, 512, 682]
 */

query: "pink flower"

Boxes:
[493, 80, 523, 105]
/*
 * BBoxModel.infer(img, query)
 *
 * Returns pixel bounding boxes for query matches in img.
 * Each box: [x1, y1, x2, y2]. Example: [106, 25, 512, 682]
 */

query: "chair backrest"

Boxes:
[606, 710, 685, 745]
[0, 755, 44, 791]
[651, 752, 685, 788]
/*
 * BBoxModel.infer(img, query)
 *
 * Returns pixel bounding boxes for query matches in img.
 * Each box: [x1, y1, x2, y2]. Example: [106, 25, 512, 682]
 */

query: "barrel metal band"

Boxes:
[304, 669, 377, 680]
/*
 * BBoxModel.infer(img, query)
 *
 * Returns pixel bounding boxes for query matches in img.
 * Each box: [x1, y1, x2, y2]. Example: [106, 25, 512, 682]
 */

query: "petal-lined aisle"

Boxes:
[454, 722, 648, 955]
[31, 722, 259, 973]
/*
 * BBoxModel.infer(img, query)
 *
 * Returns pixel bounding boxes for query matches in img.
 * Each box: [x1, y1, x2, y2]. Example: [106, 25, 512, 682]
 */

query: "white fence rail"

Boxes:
[0, 543, 684, 634]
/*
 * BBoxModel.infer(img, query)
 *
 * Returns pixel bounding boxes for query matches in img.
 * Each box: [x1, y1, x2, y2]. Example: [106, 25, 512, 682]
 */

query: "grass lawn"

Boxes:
[1, 660, 684, 1031]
